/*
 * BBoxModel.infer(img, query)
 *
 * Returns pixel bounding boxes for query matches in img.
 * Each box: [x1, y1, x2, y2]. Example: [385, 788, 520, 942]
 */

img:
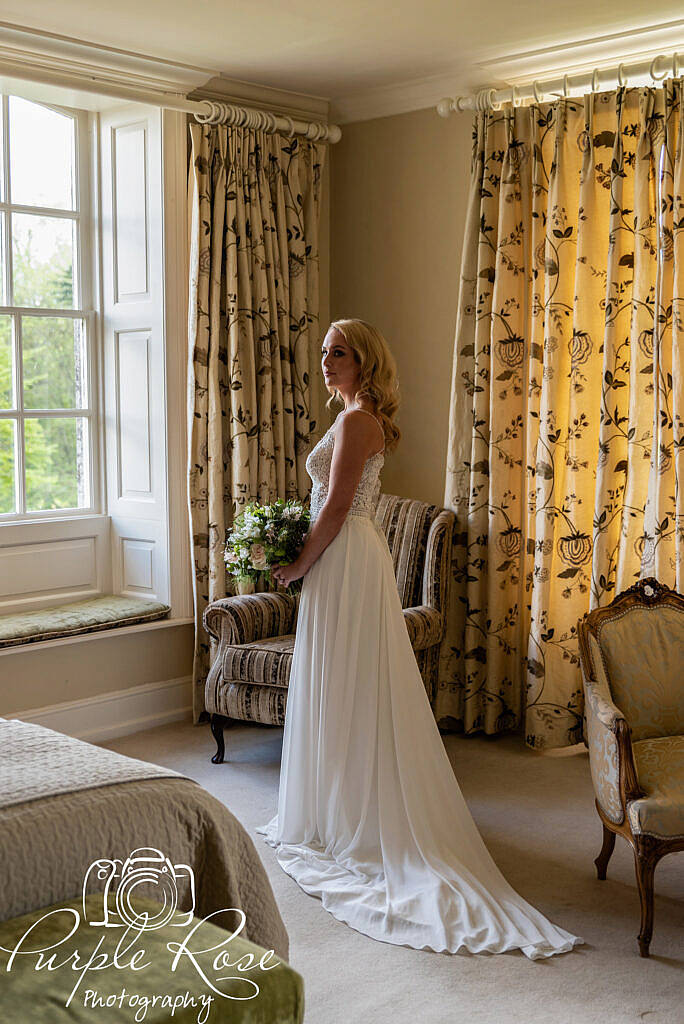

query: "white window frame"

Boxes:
[0, 97, 192, 620]
[0, 94, 100, 523]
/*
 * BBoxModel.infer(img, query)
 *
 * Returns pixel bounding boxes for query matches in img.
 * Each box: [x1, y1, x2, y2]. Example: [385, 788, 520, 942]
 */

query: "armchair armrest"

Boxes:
[203, 591, 298, 645]
[422, 509, 455, 612]
[403, 605, 443, 650]
[583, 654, 624, 731]
[579, 629, 643, 825]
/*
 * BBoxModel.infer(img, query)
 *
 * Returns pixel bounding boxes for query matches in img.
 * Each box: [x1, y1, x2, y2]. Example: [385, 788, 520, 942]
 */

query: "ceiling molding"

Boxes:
[0, 19, 330, 121]
[480, 17, 684, 80]
[330, 67, 474, 125]
[0, 20, 215, 95]
[0, 48, 210, 100]
[189, 74, 329, 121]
[330, 18, 684, 125]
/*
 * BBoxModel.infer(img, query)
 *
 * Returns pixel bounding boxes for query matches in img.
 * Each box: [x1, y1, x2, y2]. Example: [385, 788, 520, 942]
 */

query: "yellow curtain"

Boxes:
[188, 124, 326, 720]
[439, 82, 683, 748]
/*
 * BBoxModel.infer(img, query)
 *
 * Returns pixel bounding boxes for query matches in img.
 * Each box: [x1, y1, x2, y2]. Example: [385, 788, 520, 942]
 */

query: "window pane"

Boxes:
[25, 416, 89, 511]
[22, 317, 86, 410]
[0, 419, 16, 513]
[12, 213, 76, 308]
[0, 315, 13, 409]
[0, 213, 6, 305]
[9, 96, 76, 211]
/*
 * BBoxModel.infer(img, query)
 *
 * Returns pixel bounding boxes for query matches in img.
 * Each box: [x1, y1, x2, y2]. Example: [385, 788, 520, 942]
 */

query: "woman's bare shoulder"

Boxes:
[335, 408, 384, 451]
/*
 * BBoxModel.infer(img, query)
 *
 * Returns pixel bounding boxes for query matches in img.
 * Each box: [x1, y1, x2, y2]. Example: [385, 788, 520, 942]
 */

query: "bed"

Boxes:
[0, 718, 289, 961]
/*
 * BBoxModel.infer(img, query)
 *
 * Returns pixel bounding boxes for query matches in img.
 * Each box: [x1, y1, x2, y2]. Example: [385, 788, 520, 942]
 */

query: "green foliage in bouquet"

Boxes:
[224, 498, 311, 593]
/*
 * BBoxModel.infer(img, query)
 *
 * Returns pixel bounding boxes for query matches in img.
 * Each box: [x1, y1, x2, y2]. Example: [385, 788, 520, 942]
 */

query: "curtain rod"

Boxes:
[436, 51, 683, 115]
[188, 99, 341, 143]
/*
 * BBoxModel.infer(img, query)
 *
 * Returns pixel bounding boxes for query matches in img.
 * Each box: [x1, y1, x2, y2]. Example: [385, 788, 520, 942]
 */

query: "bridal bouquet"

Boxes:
[224, 499, 311, 593]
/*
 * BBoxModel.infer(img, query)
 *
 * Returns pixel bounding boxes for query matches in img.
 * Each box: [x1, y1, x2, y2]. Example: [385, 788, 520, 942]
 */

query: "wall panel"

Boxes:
[0, 516, 110, 613]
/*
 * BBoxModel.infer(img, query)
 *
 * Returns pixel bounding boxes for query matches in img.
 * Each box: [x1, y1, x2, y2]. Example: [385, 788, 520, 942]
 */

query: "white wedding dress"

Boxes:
[256, 410, 583, 958]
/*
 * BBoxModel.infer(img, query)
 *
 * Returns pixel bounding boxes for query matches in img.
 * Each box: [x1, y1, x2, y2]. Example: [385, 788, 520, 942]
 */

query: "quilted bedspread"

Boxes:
[0, 719, 289, 961]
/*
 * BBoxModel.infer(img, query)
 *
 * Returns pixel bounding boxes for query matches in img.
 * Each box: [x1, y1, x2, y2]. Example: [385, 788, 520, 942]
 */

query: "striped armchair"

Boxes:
[204, 494, 455, 763]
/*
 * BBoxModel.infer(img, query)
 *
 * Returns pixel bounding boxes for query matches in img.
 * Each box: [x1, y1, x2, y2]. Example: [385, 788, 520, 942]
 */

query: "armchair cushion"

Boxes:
[597, 605, 684, 741]
[627, 735, 684, 839]
[222, 634, 296, 688]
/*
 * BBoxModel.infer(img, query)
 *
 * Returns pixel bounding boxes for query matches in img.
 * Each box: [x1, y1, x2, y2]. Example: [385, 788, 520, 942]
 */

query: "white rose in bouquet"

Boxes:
[250, 543, 268, 570]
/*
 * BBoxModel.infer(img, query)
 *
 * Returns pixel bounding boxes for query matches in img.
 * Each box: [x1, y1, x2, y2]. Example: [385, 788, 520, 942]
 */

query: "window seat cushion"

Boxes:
[0, 596, 171, 649]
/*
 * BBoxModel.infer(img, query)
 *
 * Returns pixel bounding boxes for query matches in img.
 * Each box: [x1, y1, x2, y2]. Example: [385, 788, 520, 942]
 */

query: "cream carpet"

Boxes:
[106, 722, 682, 1024]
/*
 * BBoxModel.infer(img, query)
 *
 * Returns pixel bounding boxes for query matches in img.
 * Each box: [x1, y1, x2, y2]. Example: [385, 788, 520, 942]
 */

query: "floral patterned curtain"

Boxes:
[188, 124, 326, 720]
[438, 82, 683, 748]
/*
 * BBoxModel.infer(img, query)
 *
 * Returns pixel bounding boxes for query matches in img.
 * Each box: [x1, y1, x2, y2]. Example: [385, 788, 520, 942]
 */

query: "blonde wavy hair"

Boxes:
[325, 318, 401, 454]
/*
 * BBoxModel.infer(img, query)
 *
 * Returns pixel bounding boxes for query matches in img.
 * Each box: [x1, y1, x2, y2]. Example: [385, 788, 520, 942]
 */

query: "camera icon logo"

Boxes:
[83, 847, 196, 931]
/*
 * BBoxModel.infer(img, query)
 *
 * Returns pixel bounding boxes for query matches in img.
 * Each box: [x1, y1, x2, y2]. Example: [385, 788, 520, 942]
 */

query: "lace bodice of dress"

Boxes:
[307, 411, 385, 522]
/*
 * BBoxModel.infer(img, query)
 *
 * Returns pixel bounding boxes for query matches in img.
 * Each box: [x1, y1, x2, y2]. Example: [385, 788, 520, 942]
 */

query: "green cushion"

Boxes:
[0, 596, 171, 649]
[0, 894, 304, 1022]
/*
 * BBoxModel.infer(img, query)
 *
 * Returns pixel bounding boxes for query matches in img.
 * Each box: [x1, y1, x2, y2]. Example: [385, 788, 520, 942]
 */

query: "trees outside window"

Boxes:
[0, 95, 94, 518]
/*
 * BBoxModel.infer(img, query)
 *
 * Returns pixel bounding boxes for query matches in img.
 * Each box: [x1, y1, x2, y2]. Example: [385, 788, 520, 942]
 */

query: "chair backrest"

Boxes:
[580, 578, 684, 742]
[375, 493, 441, 609]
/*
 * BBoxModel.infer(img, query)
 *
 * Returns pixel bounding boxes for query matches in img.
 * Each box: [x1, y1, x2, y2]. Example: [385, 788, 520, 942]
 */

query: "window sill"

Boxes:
[0, 511, 107, 527]
[0, 615, 194, 656]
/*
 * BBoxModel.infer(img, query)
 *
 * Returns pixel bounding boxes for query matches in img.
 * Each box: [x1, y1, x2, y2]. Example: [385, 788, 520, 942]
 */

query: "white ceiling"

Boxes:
[2, 2, 684, 108]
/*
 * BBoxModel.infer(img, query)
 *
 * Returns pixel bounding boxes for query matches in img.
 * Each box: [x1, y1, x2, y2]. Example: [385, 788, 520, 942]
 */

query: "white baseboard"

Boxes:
[6, 676, 193, 744]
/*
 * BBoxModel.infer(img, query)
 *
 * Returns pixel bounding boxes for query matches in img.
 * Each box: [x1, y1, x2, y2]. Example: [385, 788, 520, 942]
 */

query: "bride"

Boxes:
[257, 318, 582, 958]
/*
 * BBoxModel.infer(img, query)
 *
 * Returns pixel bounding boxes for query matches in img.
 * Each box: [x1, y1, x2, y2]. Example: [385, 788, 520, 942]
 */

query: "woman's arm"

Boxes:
[273, 412, 383, 584]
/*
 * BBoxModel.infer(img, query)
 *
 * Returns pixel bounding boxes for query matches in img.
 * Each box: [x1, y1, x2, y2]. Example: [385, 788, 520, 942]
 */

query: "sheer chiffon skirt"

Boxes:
[256, 515, 583, 958]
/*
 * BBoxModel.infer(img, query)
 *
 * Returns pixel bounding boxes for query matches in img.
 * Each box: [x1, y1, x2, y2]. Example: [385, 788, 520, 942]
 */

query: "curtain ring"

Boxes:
[563, 74, 570, 98]
[511, 84, 519, 108]
[532, 80, 544, 104]
[650, 55, 668, 82]
[591, 68, 601, 93]
[673, 52, 681, 78]
[617, 63, 627, 88]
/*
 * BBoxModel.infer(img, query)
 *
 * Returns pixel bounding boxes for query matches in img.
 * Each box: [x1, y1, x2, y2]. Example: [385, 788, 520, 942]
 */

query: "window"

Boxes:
[0, 97, 190, 617]
[0, 95, 95, 519]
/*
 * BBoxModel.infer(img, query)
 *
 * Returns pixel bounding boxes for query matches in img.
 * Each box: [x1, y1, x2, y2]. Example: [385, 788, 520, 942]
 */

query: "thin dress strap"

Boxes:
[342, 407, 385, 455]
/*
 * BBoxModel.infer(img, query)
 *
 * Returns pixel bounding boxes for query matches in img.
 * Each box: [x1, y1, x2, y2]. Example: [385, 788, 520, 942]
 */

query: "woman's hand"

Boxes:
[271, 559, 307, 587]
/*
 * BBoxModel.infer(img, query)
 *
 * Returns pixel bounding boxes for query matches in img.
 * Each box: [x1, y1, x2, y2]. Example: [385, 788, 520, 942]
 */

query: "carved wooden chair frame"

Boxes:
[577, 577, 684, 957]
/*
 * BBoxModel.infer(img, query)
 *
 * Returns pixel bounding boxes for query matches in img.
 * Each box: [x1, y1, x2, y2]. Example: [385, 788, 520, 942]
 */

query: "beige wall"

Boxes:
[315, 155, 333, 437]
[0, 623, 194, 716]
[330, 106, 472, 505]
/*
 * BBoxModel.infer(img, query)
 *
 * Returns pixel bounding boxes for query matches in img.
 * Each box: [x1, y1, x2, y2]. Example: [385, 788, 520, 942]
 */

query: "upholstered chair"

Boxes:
[577, 578, 684, 957]
[204, 493, 455, 764]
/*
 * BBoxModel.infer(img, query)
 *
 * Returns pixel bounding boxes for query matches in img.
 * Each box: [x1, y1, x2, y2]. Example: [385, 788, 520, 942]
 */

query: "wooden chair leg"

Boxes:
[210, 714, 229, 764]
[634, 837, 658, 958]
[595, 822, 616, 880]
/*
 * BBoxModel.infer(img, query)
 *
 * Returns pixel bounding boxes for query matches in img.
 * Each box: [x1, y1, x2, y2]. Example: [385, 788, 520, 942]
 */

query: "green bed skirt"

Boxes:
[0, 894, 304, 1023]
